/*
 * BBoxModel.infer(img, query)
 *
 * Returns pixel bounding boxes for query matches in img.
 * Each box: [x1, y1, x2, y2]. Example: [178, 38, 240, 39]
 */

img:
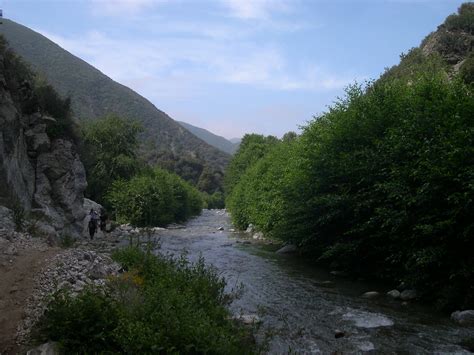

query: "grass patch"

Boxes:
[35, 247, 255, 354]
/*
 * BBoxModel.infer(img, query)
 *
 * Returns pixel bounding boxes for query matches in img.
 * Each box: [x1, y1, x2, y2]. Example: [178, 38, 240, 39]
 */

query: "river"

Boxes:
[153, 209, 473, 354]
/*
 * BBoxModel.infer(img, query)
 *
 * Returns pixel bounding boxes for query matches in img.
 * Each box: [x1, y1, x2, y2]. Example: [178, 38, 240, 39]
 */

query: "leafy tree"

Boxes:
[224, 134, 278, 194]
[81, 114, 143, 204]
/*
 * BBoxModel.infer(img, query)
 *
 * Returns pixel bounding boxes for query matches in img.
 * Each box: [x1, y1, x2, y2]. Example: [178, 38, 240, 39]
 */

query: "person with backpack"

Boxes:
[99, 207, 108, 232]
[88, 208, 99, 240]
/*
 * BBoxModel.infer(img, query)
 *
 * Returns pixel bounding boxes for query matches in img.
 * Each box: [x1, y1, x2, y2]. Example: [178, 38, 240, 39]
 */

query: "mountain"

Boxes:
[229, 138, 242, 144]
[0, 19, 230, 189]
[178, 121, 238, 155]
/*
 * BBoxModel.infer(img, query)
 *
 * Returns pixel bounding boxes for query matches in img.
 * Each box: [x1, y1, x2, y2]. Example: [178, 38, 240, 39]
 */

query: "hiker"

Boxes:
[99, 207, 108, 232]
[88, 208, 99, 240]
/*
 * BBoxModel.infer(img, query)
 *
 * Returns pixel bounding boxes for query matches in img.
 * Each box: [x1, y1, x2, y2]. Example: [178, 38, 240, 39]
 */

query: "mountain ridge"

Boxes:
[177, 121, 239, 155]
[0, 19, 230, 186]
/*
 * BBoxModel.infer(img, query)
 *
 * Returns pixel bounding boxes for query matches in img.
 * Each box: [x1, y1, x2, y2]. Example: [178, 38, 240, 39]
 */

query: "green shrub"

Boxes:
[36, 247, 254, 354]
[58, 234, 75, 248]
[106, 168, 203, 227]
[12, 200, 25, 232]
[36, 288, 121, 353]
[460, 51, 474, 84]
[203, 191, 226, 209]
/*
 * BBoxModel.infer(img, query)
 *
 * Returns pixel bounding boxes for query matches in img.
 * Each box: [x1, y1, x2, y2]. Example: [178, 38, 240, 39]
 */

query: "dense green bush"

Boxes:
[36, 247, 253, 354]
[106, 168, 203, 227]
[203, 191, 226, 209]
[224, 134, 279, 194]
[226, 70, 474, 310]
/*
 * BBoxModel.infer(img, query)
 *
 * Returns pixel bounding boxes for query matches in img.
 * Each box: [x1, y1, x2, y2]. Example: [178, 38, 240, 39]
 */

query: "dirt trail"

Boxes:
[0, 244, 60, 355]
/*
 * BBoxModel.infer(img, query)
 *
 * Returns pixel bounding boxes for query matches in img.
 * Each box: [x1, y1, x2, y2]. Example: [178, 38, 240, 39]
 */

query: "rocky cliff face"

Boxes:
[0, 40, 86, 238]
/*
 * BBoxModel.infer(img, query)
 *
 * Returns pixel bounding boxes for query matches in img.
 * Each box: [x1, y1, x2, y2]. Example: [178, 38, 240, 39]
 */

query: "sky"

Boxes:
[0, 0, 466, 139]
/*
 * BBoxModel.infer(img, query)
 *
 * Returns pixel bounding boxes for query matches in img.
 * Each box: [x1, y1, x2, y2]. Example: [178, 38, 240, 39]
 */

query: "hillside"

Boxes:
[178, 121, 238, 155]
[382, 3, 473, 83]
[0, 19, 230, 187]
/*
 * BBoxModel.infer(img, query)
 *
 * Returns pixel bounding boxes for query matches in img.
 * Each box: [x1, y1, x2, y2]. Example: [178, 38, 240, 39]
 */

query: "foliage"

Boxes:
[146, 149, 225, 194]
[203, 191, 226, 209]
[59, 234, 75, 248]
[444, 3, 474, 34]
[36, 247, 254, 354]
[106, 167, 203, 227]
[12, 199, 26, 232]
[81, 114, 143, 204]
[226, 69, 474, 310]
[224, 134, 279, 195]
[36, 288, 121, 353]
[460, 51, 474, 84]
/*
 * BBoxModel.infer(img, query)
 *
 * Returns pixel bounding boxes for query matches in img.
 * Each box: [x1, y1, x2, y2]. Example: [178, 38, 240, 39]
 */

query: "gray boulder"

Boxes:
[276, 244, 298, 254]
[26, 342, 59, 355]
[245, 224, 254, 233]
[252, 232, 264, 240]
[451, 310, 474, 326]
[233, 314, 261, 325]
[0, 61, 86, 240]
[84, 198, 103, 215]
[362, 291, 380, 299]
[400, 289, 417, 301]
[387, 290, 401, 299]
[89, 263, 107, 280]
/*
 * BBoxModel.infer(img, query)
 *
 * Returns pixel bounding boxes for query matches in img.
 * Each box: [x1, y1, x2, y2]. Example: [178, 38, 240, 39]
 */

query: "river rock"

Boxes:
[400, 289, 417, 301]
[330, 271, 348, 277]
[217, 226, 224, 231]
[451, 310, 474, 326]
[121, 224, 133, 232]
[253, 232, 264, 240]
[334, 329, 345, 338]
[276, 244, 297, 254]
[362, 291, 380, 299]
[387, 290, 401, 299]
[245, 224, 254, 233]
[234, 314, 261, 325]
[89, 263, 107, 280]
[26, 341, 59, 355]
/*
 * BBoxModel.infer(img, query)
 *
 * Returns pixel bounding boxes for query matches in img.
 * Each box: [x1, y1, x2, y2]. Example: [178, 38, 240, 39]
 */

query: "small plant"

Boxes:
[59, 234, 75, 248]
[12, 200, 25, 232]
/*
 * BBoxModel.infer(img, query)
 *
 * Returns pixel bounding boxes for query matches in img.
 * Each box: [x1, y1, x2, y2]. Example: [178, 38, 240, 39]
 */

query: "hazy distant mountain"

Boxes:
[178, 121, 239, 155]
[229, 138, 241, 144]
[0, 19, 230, 182]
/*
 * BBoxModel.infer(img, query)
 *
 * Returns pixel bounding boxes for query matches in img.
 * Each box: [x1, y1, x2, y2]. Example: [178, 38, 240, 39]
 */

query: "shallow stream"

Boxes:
[154, 209, 473, 354]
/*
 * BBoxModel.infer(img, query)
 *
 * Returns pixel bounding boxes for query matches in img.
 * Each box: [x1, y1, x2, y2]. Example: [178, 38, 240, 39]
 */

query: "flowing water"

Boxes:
[154, 209, 473, 354]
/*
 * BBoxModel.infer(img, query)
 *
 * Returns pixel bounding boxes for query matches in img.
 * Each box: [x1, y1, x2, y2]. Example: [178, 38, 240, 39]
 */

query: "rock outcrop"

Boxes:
[0, 39, 86, 239]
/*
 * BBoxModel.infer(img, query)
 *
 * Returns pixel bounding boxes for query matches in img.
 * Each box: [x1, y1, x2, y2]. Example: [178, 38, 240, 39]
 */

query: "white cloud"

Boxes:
[89, 0, 163, 16]
[220, 0, 289, 20]
[37, 26, 354, 100]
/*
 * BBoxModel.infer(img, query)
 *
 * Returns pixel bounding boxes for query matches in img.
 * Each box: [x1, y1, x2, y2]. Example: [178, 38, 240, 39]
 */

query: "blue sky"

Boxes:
[1, 0, 466, 139]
